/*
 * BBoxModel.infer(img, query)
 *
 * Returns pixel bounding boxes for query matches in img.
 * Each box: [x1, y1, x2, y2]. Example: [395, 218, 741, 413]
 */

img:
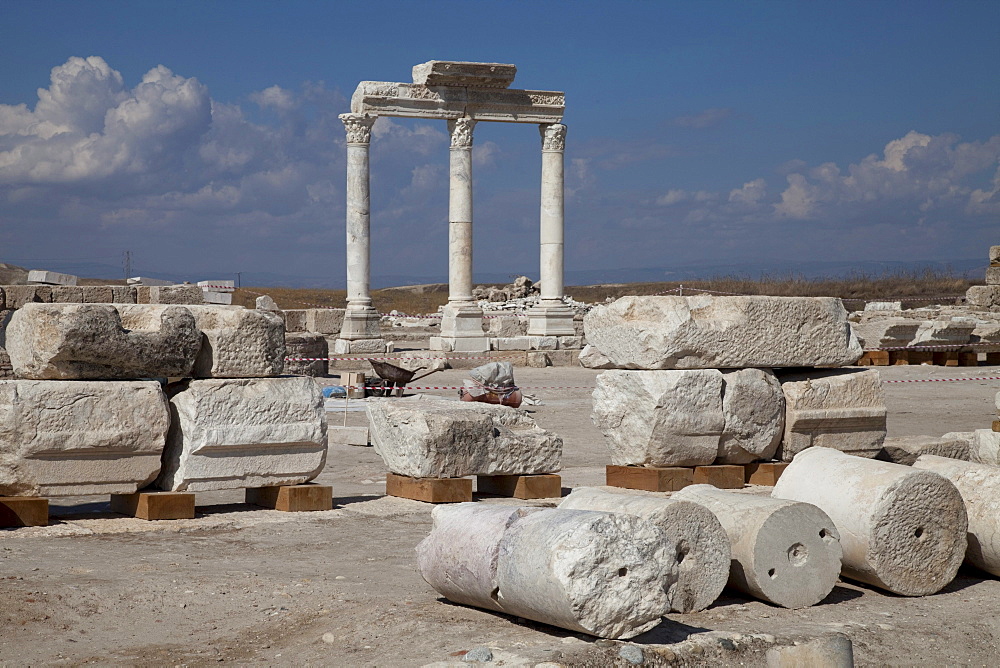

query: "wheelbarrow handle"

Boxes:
[406, 367, 444, 384]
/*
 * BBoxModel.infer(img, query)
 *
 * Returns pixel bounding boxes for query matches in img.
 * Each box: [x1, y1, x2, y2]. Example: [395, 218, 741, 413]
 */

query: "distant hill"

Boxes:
[0, 263, 28, 284]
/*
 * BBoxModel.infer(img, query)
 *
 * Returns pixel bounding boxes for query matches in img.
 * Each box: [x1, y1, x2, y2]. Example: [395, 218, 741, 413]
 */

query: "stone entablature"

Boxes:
[351, 81, 565, 124]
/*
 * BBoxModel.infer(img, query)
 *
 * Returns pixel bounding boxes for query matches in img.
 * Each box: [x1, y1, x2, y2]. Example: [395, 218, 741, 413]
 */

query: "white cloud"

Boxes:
[674, 107, 734, 129]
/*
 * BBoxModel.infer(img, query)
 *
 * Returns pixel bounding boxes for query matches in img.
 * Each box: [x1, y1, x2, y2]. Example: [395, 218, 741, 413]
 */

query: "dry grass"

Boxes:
[232, 269, 976, 315]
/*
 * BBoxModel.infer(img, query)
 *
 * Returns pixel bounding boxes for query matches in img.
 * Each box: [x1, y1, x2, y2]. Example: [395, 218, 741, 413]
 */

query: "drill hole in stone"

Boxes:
[914, 527, 925, 540]
[787, 542, 808, 567]
[618, 567, 628, 577]
[768, 568, 777, 579]
[819, 528, 831, 540]
[676, 541, 690, 564]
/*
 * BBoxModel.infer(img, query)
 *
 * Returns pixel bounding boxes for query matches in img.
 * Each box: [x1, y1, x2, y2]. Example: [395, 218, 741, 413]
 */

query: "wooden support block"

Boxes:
[110, 491, 195, 520]
[693, 465, 745, 489]
[986, 352, 1000, 366]
[385, 474, 472, 503]
[606, 465, 693, 492]
[993, 420, 1000, 433]
[858, 351, 889, 366]
[477, 474, 562, 499]
[933, 351, 960, 366]
[889, 350, 910, 365]
[0, 497, 48, 528]
[907, 351, 934, 365]
[744, 462, 789, 486]
[246, 484, 333, 512]
[959, 352, 980, 367]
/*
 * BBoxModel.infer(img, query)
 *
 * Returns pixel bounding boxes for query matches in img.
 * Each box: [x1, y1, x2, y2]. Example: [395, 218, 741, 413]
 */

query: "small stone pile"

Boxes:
[582, 295, 886, 465]
[472, 275, 538, 302]
[0, 302, 326, 497]
[967, 245, 1000, 310]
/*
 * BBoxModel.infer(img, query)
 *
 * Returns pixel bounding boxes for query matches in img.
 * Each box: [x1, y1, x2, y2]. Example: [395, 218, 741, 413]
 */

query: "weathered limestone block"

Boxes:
[673, 484, 842, 608]
[412, 60, 517, 88]
[966, 286, 1000, 309]
[80, 285, 113, 303]
[913, 455, 1000, 576]
[849, 318, 921, 349]
[7, 303, 201, 380]
[27, 270, 77, 286]
[910, 319, 975, 346]
[878, 434, 972, 465]
[283, 309, 308, 332]
[111, 285, 137, 304]
[583, 296, 862, 370]
[776, 368, 886, 461]
[970, 428, 1000, 466]
[592, 370, 724, 467]
[486, 314, 527, 338]
[156, 376, 327, 492]
[987, 267, 1000, 286]
[718, 368, 784, 464]
[558, 487, 730, 613]
[864, 301, 902, 312]
[0, 349, 12, 380]
[3, 285, 50, 308]
[0, 286, 5, 310]
[0, 380, 168, 496]
[120, 305, 284, 378]
[306, 308, 346, 335]
[417, 504, 541, 612]
[137, 285, 204, 305]
[496, 508, 674, 639]
[579, 344, 614, 369]
[991, 246, 1000, 265]
[283, 333, 328, 377]
[367, 397, 561, 478]
[772, 447, 967, 596]
[49, 286, 85, 303]
[255, 295, 280, 311]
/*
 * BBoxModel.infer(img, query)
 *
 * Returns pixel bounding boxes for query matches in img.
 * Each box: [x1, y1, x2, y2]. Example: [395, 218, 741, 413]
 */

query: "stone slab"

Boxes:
[177, 305, 285, 378]
[201, 291, 233, 305]
[2, 285, 50, 308]
[878, 434, 972, 466]
[283, 309, 309, 332]
[987, 267, 1000, 285]
[137, 285, 205, 304]
[6, 303, 201, 380]
[27, 270, 77, 286]
[156, 376, 327, 492]
[0, 380, 169, 496]
[0, 497, 48, 527]
[583, 295, 862, 369]
[368, 397, 561, 478]
[246, 484, 333, 512]
[411, 60, 516, 88]
[351, 81, 565, 124]
[744, 462, 789, 486]
[386, 473, 472, 503]
[967, 285, 1000, 309]
[605, 465, 694, 492]
[476, 474, 562, 499]
[110, 491, 196, 520]
[692, 465, 745, 489]
[306, 309, 346, 335]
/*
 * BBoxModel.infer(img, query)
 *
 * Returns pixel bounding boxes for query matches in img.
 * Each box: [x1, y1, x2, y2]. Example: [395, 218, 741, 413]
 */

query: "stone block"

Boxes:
[201, 290, 233, 305]
[991, 246, 1000, 265]
[411, 60, 517, 88]
[0, 380, 169, 496]
[692, 465, 745, 489]
[718, 368, 784, 464]
[283, 309, 309, 332]
[0, 497, 48, 527]
[971, 287, 1000, 310]
[987, 266, 1000, 285]
[110, 491, 196, 520]
[284, 332, 328, 377]
[155, 376, 327, 492]
[557, 335, 583, 349]
[559, 487, 730, 613]
[246, 483, 333, 512]
[80, 286, 114, 303]
[744, 462, 789, 486]
[911, 319, 974, 346]
[327, 425, 369, 447]
[386, 473, 472, 503]
[526, 351, 549, 368]
[486, 314, 526, 338]
[127, 276, 174, 286]
[545, 350, 581, 367]
[970, 428, 1000, 466]
[334, 338, 391, 354]
[850, 318, 921, 349]
[579, 344, 614, 369]
[674, 484, 843, 608]
[527, 336, 558, 351]
[765, 634, 854, 668]
[773, 447, 966, 596]
[49, 285, 84, 303]
[179, 305, 284, 378]
[592, 370, 724, 467]
[306, 308, 345, 335]
[0, 286, 4, 310]
[878, 434, 972, 465]
[476, 474, 562, 499]
[3, 285, 49, 308]
[583, 296, 862, 369]
[777, 368, 887, 461]
[605, 465, 694, 492]
[27, 270, 77, 286]
[864, 301, 902, 311]
[110, 286, 137, 303]
[255, 295, 280, 311]
[492, 336, 531, 351]
[7, 303, 200, 380]
[368, 397, 561, 478]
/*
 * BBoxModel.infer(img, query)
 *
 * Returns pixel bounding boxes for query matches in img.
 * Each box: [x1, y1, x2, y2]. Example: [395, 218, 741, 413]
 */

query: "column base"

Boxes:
[338, 307, 382, 340]
[526, 303, 576, 336]
[436, 303, 489, 352]
[333, 338, 393, 354]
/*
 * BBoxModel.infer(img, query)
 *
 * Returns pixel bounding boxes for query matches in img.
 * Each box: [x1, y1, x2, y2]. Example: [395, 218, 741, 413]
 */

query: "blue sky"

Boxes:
[1, 0, 998, 286]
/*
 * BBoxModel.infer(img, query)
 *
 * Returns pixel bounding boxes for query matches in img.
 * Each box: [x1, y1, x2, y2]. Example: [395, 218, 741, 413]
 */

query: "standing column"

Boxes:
[336, 113, 385, 351]
[528, 123, 576, 337]
[434, 116, 488, 353]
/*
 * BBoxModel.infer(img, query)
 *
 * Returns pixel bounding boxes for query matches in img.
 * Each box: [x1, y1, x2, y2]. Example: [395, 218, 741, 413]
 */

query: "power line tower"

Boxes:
[122, 250, 132, 281]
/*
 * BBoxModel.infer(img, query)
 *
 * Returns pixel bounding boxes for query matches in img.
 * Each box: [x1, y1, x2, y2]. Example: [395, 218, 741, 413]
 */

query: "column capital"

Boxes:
[447, 116, 477, 149]
[340, 113, 377, 144]
[540, 123, 567, 152]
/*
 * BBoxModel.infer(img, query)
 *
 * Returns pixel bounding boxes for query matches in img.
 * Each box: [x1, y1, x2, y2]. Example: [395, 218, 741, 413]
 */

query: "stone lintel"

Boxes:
[351, 82, 564, 124]
[412, 61, 516, 88]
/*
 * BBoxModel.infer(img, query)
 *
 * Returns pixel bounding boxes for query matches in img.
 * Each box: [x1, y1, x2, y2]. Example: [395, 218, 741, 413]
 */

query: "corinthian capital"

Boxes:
[540, 123, 567, 151]
[447, 117, 477, 149]
[340, 113, 377, 144]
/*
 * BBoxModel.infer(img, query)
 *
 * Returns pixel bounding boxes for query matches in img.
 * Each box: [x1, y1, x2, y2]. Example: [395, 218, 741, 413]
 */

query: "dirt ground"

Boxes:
[2, 363, 999, 666]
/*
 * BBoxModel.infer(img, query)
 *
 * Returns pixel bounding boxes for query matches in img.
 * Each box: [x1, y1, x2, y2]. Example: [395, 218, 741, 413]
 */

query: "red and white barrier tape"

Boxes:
[652, 285, 965, 302]
[199, 284, 235, 291]
[288, 355, 518, 362]
[882, 375, 1000, 384]
[867, 342, 1000, 351]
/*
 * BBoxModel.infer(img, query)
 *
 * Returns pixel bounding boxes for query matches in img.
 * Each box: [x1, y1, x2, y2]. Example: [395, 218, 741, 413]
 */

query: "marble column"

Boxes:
[528, 123, 576, 337]
[434, 116, 489, 353]
[336, 113, 386, 353]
